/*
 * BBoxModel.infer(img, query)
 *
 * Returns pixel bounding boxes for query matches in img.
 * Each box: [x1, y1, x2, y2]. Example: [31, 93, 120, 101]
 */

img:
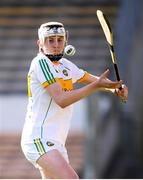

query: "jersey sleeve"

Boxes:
[36, 58, 58, 88]
[70, 61, 89, 83]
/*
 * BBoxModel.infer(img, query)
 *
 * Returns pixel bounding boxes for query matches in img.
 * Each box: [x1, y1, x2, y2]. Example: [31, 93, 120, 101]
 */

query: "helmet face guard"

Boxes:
[38, 22, 67, 44]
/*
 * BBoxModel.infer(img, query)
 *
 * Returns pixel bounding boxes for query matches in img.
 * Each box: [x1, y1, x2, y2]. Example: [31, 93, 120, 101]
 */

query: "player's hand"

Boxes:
[97, 69, 123, 89]
[115, 84, 128, 102]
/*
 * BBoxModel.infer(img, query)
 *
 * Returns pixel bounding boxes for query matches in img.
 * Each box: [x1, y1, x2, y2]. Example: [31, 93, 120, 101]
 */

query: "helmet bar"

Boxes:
[38, 22, 66, 43]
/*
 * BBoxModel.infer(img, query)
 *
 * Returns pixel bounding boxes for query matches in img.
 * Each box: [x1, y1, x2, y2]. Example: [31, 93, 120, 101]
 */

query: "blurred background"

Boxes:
[0, 0, 143, 178]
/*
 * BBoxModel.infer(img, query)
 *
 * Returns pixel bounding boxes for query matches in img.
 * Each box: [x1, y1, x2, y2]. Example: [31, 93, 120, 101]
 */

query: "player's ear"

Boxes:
[37, 40, 42, 51]
[37, 40, 40, 46]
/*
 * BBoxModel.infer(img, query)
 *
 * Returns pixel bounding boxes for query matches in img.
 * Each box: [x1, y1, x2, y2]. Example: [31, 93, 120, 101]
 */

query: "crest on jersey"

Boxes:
[46, 141, 54, 147]
[63, 69, 68, 76]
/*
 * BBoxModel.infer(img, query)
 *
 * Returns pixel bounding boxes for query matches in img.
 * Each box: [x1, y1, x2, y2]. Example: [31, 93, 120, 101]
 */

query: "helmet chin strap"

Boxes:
[46, 53, 63, 61]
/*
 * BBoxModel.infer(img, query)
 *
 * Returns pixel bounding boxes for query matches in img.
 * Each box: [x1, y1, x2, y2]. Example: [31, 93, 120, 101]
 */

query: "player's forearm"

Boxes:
[47, 70, 122, 108]
[84, 74, 115, 94]
[49, 81, 99, 108]
[82, 74, 99, 84]
[61, 83, 99, 107]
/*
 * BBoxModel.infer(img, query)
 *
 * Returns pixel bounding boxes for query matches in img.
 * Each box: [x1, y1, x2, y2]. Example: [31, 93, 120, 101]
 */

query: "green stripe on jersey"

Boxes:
[39, 60, 50, 83]
[39, 59, 56, 84]
[39, 139, 46, 153]
[33, 139, 41, 155]
[44, 59, 56, 82]
[41, 59, 55, 84]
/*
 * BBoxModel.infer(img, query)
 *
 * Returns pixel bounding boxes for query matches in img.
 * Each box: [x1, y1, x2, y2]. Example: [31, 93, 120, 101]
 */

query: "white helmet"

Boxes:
[38, 22, 67, 43]
[38, 22, 75, 61]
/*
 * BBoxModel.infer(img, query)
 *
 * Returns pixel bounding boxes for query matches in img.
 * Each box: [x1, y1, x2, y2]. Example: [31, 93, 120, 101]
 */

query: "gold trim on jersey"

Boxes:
[77, 72, 89, 83]
[42, 78, 73, 91]
[27, 75, 32, 97]
[57, 78, 73, 91]
[42, 81, 50, 88]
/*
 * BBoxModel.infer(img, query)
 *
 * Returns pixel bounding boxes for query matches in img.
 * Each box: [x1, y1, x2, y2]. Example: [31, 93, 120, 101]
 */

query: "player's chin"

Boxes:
[53, 51, 63, 55]
[52, 49, 63, 54]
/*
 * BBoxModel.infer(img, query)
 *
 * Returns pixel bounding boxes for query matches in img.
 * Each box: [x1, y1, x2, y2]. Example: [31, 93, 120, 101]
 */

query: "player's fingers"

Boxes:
[100, 69, 110, 79]
[116, 84, 128, 94]
[109, 80, 123, 88]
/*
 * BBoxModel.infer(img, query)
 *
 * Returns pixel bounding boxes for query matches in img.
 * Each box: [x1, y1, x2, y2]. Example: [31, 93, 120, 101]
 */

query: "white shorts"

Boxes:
[21, 138, 69, 168]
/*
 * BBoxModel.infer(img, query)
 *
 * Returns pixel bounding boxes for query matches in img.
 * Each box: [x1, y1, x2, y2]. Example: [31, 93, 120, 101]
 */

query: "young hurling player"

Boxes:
[21, 22, 128, 179]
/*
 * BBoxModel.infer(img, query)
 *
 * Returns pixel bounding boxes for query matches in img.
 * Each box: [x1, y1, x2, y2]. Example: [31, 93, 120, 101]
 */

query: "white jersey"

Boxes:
[21, 52, 89, 145]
